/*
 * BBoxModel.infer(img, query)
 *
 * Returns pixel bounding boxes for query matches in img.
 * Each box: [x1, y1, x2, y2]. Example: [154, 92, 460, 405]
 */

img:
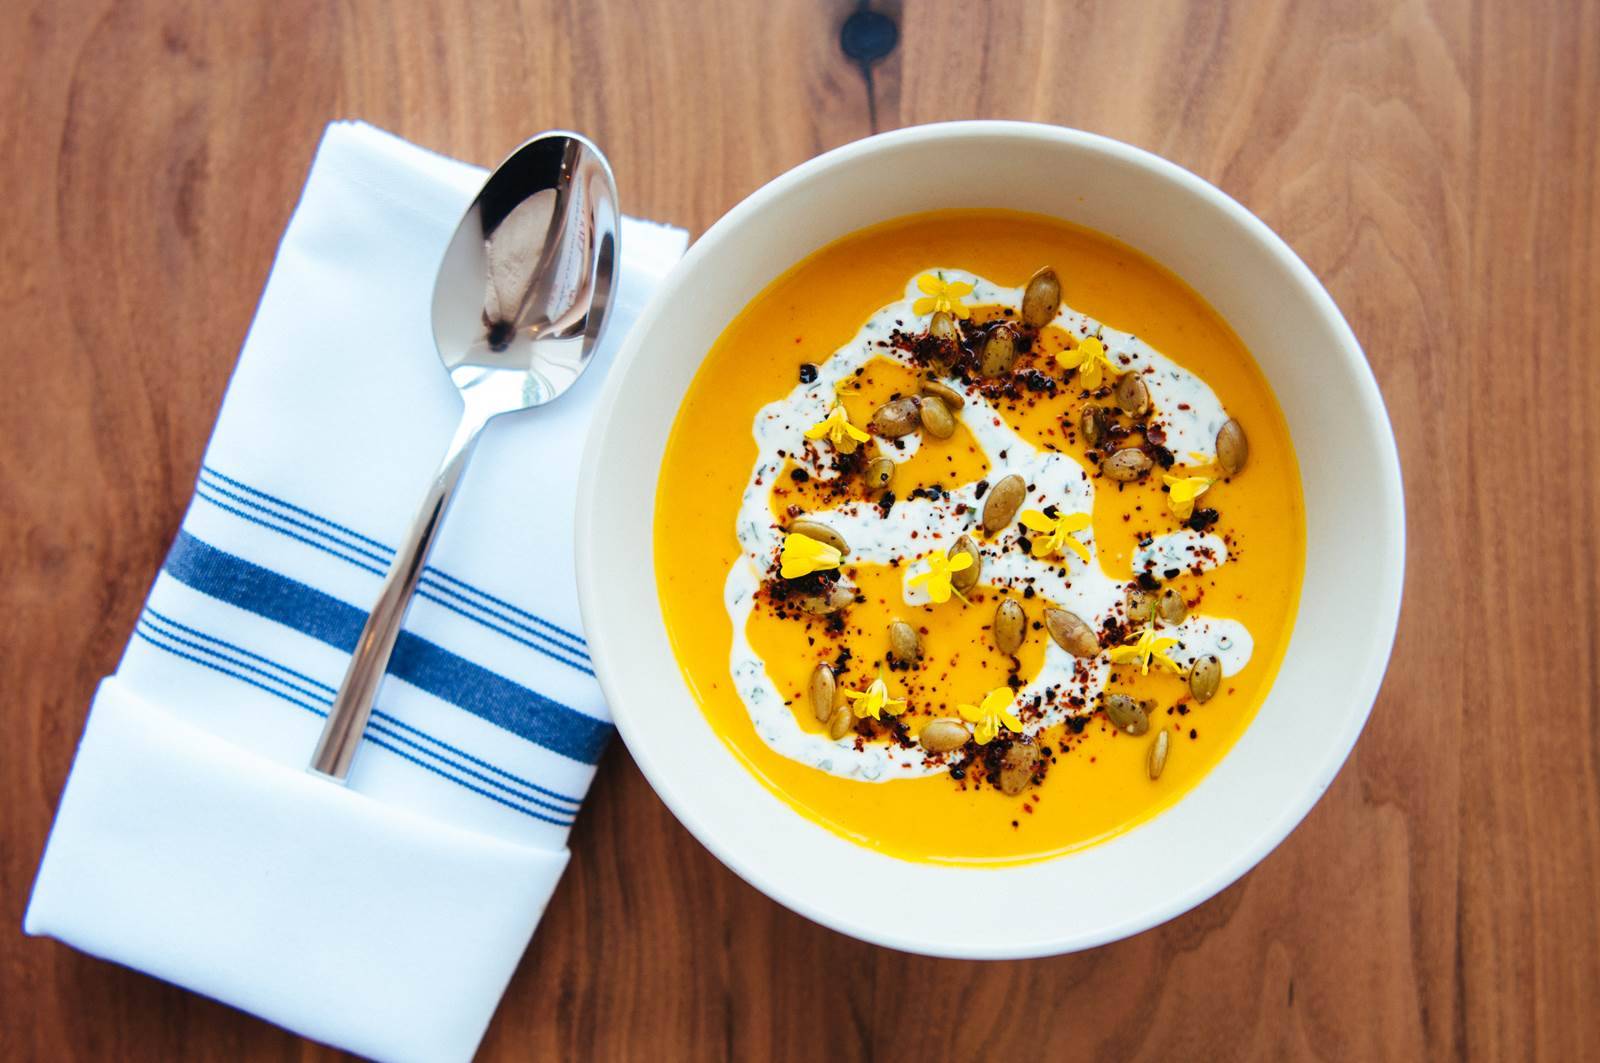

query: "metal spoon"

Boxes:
[309, 132, 620, 781]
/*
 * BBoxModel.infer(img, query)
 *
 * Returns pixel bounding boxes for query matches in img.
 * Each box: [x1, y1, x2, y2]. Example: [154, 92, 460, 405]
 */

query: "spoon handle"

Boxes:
[309, 410, 488, 781]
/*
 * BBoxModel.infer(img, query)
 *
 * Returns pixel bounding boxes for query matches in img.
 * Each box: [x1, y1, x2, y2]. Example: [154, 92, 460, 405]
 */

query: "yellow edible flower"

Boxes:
[958, 687, 1023, 745]
[908, 550, 974, 605]
[1055, 335, 1119, 389]
[803, 402, 870, 454]
[780, 532, 842, 579]
[912, 273, 974, 319]
[845, 673, 907, 720]
[1107, 623, 1182, 676]
[1018, 509, 1092, 562]
[1162, 474, 1214, 520]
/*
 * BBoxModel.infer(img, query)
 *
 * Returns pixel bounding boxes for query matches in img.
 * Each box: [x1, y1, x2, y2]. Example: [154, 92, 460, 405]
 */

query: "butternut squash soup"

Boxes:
[654, 210, 1304, 865]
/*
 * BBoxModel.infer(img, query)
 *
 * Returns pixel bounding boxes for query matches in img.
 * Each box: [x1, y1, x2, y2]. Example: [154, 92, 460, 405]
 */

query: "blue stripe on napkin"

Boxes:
[203, 466, 590, 648]
[133, 608, 583, 821]
[162, 530, 613, 765]
[130, 617, 578, 826]
[142, 607, 584, 811]
[193, 467, 593, 675]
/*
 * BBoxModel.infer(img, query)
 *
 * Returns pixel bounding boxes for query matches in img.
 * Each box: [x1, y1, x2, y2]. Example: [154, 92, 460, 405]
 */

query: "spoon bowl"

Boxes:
[431, 133, 620, 413]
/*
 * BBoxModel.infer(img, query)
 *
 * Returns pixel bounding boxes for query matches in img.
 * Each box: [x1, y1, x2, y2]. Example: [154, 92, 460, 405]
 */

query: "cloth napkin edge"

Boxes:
[25, 676, 572, 1063]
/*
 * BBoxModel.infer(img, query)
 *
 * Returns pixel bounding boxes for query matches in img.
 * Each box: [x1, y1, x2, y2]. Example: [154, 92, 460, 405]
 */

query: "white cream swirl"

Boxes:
[724, 272, 1250, 780]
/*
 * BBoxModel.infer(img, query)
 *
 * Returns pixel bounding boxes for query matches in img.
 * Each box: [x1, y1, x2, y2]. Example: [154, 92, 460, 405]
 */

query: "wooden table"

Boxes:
[4, 0, 1595, 1058]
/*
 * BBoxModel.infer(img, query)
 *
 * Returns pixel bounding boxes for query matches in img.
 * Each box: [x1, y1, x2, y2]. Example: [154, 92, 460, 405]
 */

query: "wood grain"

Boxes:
[3, 0, 1596, 1059]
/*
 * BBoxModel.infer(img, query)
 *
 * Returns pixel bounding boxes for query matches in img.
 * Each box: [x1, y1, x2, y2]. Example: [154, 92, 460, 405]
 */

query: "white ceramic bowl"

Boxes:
[576, 122, 1403, 958]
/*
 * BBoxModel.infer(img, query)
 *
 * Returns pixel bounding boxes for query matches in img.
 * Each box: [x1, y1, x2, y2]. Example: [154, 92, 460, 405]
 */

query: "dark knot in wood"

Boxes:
[839, 8, 897, 67]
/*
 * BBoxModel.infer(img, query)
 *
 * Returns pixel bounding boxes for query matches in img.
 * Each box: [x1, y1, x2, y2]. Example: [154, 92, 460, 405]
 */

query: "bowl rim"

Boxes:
[576, 120, 1405, 958]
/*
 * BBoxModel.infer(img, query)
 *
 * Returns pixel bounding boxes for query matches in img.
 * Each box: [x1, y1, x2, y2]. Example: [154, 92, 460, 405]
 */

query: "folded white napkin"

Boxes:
[25, 122, 687, 1062]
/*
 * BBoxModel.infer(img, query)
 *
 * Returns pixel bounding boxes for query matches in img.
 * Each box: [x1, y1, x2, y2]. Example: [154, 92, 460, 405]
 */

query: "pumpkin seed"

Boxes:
[870, 397, 921, 438]
[920, 378, 966, 410]
[919, 394, 957, 439]
[919, 718, 968, 754]
[1114, 372, 1150, 417]
[1188, 653, 1221, 703]
[1126, 589, 1155, 624]
[1148, 730, 1170, 779]
[1156, 587, 1187, 625]
[980, 324, 1019, 377]
[981, 473, 1026, 534]
[798, 584, 854, 615]
[1102, 447, 1153, 482]
[999, 741, 1039, 795]
[1078, 404, 1110, 447]
[827, 704, 854, 740]
[929, 310, 960, 344]
[865, 456, 894, 495]
[993, 599, 1026, 654]
[788, 519, 848, 557]
[808, 664, 835, 723]
[1103, 693, 1149, 736]
[948, 535, 982, 592]
[1044, 608, 1100, 657]
[1021, 267, 1062, 329]
[888, 620, 923, 664]
[1216, 418, 1248, 475]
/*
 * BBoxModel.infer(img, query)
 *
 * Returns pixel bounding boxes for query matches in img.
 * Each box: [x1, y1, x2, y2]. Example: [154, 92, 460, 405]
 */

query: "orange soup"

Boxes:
[654, 210, 1303, 865]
